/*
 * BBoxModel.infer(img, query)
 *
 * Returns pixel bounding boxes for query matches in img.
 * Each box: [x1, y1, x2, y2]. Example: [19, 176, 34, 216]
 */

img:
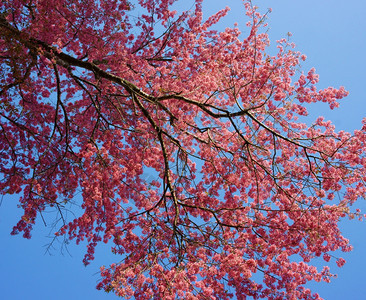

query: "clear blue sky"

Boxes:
[1, 1, 366, 299]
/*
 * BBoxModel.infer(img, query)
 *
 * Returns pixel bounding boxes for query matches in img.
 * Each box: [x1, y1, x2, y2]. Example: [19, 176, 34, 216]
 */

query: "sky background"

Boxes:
[1, 1, 366, 299]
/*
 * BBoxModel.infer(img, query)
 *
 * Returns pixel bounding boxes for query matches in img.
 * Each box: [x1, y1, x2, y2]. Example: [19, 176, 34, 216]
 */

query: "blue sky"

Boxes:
[1, 1, 366, 299]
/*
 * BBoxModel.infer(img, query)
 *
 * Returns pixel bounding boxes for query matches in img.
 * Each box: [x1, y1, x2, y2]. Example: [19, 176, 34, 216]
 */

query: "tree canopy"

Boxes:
[1, 0, 366, 299]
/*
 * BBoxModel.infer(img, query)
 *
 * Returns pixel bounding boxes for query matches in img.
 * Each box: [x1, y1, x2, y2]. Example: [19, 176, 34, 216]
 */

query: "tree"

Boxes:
[1, 0, 365, 299]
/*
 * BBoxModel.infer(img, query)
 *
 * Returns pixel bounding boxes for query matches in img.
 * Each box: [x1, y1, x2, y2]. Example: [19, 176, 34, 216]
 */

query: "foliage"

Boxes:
[1, 0, 366, 299]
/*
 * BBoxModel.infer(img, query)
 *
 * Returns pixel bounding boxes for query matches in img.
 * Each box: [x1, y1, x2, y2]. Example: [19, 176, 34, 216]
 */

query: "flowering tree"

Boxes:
[1, 0, 366, 299]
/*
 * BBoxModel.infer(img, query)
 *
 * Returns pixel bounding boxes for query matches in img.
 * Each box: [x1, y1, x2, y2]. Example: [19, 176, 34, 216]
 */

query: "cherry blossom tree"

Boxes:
[1, 0, 366, 299]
